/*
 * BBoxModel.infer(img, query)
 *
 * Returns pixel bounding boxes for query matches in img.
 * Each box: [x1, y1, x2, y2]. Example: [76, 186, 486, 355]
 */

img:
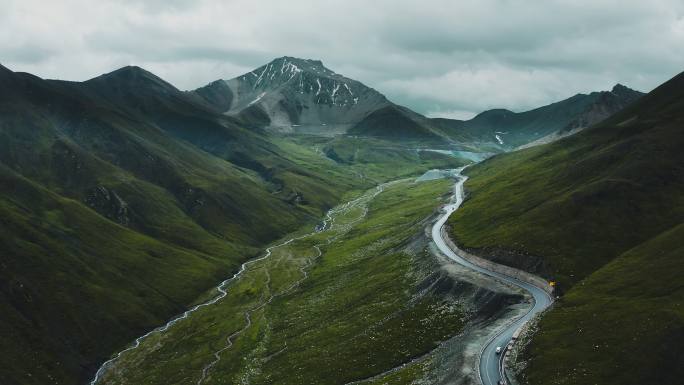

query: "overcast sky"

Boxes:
[2, 0, 683, 119]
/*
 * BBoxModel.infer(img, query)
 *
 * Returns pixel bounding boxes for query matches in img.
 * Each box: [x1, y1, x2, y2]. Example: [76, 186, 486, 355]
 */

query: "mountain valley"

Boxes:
[0, 55, 680, 385]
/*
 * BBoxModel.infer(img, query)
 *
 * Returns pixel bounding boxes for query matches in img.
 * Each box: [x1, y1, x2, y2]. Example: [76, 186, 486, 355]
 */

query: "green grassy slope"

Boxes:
[318, 135, 470, 180]
[96, 179, 466, 385]
[349, 105, 445, 142]
[448, 75, 684, 291]
[448, 71, 684, 384]
[522, 223, 684, 385]
[0, 166, 240, 385]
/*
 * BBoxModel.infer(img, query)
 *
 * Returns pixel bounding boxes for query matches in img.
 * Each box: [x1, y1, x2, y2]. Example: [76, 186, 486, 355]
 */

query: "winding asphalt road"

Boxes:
[431, 170, 553, 385]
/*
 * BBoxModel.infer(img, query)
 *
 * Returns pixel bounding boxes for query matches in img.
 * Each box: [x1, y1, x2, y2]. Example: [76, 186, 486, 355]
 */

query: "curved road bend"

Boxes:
[431, 170, 553, 385]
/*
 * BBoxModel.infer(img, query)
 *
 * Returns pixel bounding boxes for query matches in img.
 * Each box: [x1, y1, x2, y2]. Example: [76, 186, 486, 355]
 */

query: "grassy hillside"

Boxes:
[317, 135, 470, 179]
[94, 179, 467, 385]
[0, 165, 242, 385]
[349, 105, 444, 142]
[448, 71, 684, 384]
[522, 223, 684, 385]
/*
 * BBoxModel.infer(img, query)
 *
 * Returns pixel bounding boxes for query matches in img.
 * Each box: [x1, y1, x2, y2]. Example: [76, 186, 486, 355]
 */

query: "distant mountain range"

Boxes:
[191, 56, 643, 148]
[452, 83, 644, 148]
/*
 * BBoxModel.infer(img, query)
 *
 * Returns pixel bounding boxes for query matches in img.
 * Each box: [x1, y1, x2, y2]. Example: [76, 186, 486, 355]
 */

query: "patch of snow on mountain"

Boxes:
[255, 66, 269, 88]
[248, 92, 267, 106]
[331, 83, 341, 104]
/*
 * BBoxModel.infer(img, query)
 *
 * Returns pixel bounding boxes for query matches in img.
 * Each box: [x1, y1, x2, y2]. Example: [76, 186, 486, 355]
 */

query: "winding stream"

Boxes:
[90, 183, 388, 385]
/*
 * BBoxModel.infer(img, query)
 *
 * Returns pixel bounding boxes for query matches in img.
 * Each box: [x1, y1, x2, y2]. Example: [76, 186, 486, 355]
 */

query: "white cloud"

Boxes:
[426, 109, 478, 121]
[1, 0, 683, 117]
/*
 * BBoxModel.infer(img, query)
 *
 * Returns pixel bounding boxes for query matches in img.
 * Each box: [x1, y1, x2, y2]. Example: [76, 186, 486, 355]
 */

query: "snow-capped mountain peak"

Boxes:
[193, 56, 389, 133]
